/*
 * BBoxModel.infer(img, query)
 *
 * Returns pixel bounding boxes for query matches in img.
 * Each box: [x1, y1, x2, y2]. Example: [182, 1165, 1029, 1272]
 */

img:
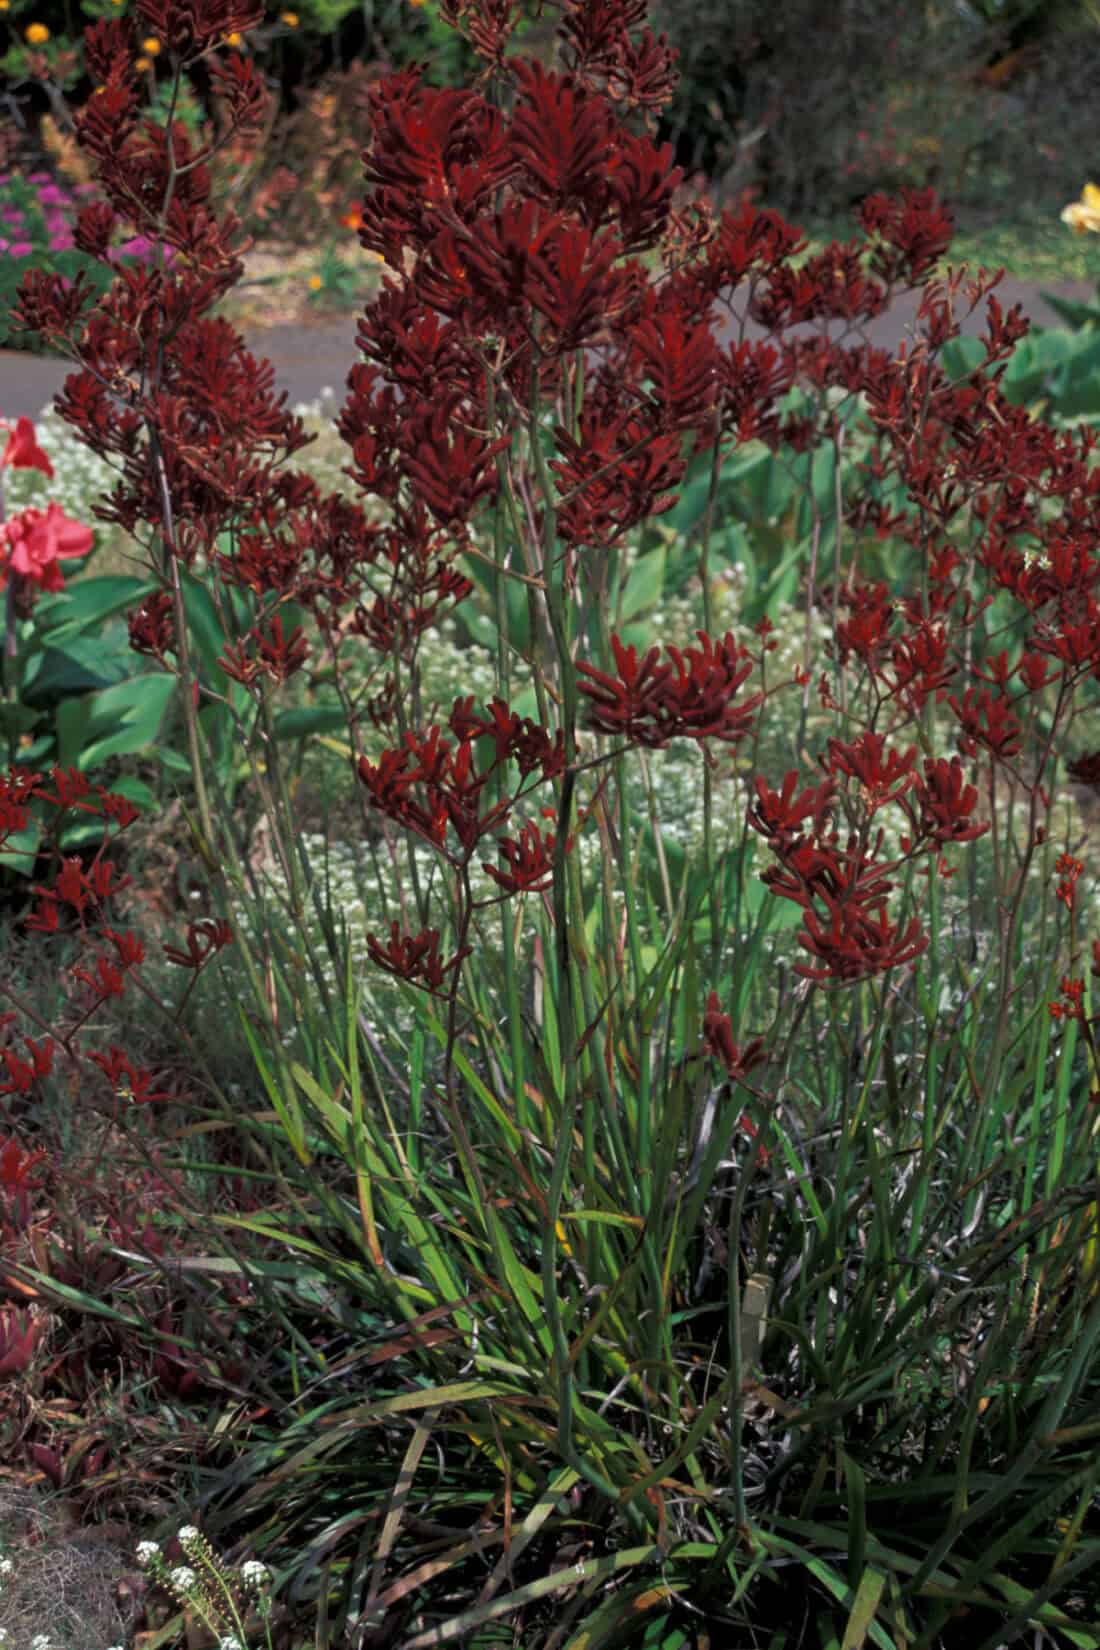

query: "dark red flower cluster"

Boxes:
[577, 632, 761, 748]
[747, 735, 988, 984]
[358, 695, 566, 866]
[365, 923, 471, 994]
[22, 0, 1100, 1064]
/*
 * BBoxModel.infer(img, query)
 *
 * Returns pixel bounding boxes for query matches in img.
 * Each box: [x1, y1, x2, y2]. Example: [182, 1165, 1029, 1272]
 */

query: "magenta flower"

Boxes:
[9, 242, 32, 258]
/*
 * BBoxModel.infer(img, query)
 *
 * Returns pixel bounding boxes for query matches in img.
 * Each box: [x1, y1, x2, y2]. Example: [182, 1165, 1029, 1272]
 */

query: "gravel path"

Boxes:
[1, 276, 1095, 422]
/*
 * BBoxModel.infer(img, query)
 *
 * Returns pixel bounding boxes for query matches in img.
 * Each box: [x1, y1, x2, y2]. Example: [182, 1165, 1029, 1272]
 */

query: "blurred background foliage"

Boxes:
[2, 0, 1100, 261]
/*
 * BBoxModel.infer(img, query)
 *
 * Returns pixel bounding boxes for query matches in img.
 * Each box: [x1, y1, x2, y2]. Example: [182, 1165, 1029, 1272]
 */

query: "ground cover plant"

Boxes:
[6, 0, 1100, 1646]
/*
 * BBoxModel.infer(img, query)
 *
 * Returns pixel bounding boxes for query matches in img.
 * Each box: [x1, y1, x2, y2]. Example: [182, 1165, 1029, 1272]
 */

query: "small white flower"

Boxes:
[0, 1557, 11, 1575]
[30, 1636, 52, 1650]
[177, 1524, 200, 1544]
[136, 1540, 162, 1564]
[169, 1564, 198, 1590]
[241, 1558, 271, 1587]
[218, 1637, 245, 1650]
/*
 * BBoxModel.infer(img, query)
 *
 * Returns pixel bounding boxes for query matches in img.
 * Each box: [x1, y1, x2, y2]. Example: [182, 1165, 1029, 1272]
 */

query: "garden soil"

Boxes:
[1, 276, 1095, 421]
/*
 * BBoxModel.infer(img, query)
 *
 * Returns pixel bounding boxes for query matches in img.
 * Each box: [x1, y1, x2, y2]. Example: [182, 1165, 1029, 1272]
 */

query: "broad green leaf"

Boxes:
[21, 634, 132, 708]
[77, 674, 176, 768]
[273, 703, 348, 739]
[0, 823, 41, 876]
[619, 547, 665, 621]
[37, 575, 154, 644]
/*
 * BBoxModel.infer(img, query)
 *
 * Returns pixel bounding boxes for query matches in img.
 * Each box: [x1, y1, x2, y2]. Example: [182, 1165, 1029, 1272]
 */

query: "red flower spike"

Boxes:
[795, 898, 928, 985]
[88, 1045, 174, 1103]
[905, 757, 990, 848]
[162, 918, 234, 969]
[747, 771, 835, 853]
[99, 789, 142, 829]
[628, 310, 718, 431]
[128, 591, 175, 659]
[0, 1308, 42, 1379]
[948, 686, 1023, 762]
[577, 631, 760, 748]
[0, 1135, 48, 1228]
[366, 922, 471, 993]
[483, 820, 559, 894]
[857, 188, 954, 284]
[702, 991, 767, 1084]
[825, 732, 917, 814]
[73, 955, 126, 1001]
[0, 1044, 50, 1097]
[1054, 853, 1084, 911]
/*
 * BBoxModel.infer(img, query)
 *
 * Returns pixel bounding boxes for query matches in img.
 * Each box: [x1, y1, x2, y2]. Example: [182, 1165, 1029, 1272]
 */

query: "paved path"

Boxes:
[1, 277, 1095, 421]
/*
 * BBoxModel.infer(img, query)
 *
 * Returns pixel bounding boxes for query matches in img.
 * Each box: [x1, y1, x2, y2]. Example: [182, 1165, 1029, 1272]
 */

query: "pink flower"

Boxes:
[1, 503, 93, 591]
[1, 416, 53, 477]
[8, 242, 32, 258]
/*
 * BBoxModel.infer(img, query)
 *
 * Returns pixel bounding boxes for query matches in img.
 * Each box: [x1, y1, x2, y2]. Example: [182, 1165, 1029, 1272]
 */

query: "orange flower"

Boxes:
[140, 35, 161, 53]
[225, 30, 242, 45]
[24, 22, 50, 43]
[340, 208, 363, 230]
[134, 55, 152, 70]
[308, 274, 323, 291]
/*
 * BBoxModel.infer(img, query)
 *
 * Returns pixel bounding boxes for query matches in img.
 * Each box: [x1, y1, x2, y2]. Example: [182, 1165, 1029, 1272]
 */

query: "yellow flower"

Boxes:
[280, 9, 299, 23]
[24, 22, 50, 43]
[1061, 182, 1100, 236]
[134, 54, 152, 70]
[140, 35, 161, 54]
[0, 4, 11, 13]
[225, 30, 242, 45]
[308, 273, 323, 290]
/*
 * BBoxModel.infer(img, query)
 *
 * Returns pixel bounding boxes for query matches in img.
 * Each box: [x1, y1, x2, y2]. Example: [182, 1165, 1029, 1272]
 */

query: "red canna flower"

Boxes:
[0, 504, 93, 592]
[0, 415, 53, 477]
